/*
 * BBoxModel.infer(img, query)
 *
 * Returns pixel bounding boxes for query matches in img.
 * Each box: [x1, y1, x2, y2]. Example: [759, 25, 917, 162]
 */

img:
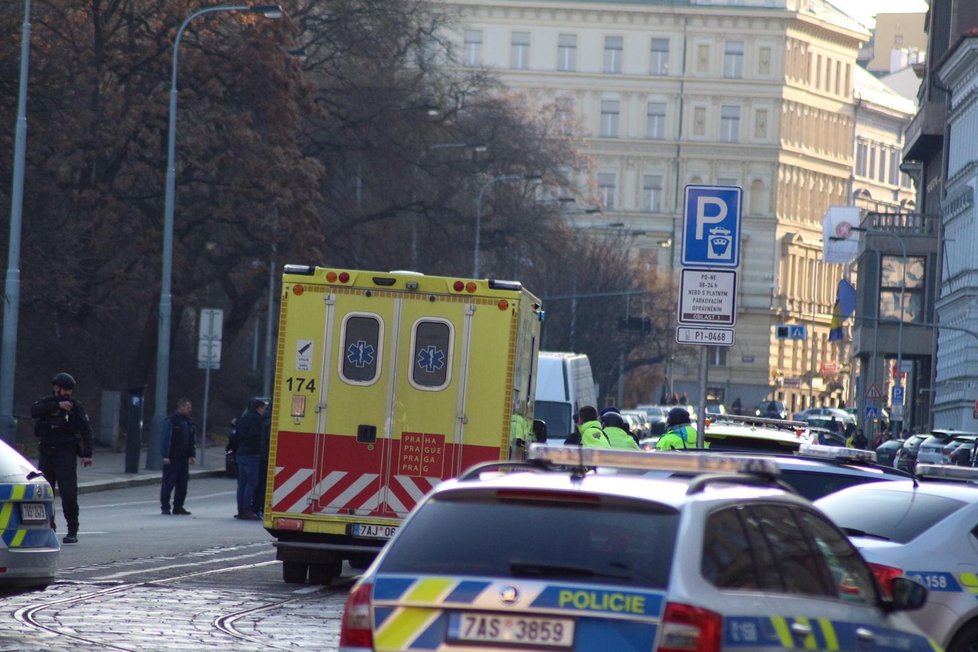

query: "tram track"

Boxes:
[9, 547, 350, 650]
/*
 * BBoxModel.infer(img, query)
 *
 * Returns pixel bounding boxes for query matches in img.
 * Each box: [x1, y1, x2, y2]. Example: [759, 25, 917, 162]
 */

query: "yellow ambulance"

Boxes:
[264, 265, 544, 584]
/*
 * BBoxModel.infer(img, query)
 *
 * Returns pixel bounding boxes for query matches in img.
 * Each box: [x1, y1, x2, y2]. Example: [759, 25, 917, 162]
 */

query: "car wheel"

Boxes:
[282, 560, 308, 584]
[949, 621, 978, 652]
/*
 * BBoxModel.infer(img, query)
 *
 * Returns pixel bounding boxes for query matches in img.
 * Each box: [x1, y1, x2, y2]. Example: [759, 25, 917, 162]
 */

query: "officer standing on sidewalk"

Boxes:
[31, 372, 93, 544]
[160, 398, 196, 516]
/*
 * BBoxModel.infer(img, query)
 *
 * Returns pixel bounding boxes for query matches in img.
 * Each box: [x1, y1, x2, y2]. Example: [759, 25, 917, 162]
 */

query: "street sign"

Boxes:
[675, 326, 735, 347]
[678, 269, 737, 326]
[891, 385, 905, 406]
[681, 185, 743, 268]
[197, 338, 222, 370]
[776, 324, 807, 340]
[864, 383, 883, 400]
[865, 405, 879, 419]
[198, 308, 224, 370]
[890, 404, 903, 420]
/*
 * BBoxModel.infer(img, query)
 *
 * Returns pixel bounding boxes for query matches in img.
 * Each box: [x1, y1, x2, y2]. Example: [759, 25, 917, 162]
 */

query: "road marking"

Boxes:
[85, 490, 235, 509]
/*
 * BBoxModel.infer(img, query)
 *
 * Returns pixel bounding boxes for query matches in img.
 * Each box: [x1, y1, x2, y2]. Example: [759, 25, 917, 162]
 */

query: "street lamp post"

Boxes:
[412, 142, 486, 269]
[149, 4, 282, 469]
[0, 0, 32, 444]
[474, 174, 541, 278]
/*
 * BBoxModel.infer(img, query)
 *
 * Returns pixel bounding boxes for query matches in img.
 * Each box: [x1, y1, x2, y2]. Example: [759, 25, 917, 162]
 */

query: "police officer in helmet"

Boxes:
[31, 372, 93, 544]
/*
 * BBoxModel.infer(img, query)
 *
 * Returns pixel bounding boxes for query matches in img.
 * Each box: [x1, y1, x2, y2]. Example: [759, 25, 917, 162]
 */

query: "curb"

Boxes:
[78, 469, 230, 494]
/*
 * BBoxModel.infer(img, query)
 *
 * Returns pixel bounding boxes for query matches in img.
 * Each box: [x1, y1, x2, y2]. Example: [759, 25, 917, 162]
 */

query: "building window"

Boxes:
[463, 30, 483, 67]
[880, 255, 925, 323]
[720, 105, 741, 142]
[889, 151, 901, 186]
[878, 149, 887, 183]
[598, 172, 616, 209]
[650, 38, 669, 75]
[724, 41, 745, 78]
[868, 146, 877, 180]
[558, 33, 577, 72]
[511, 31, 530, 69]
[643, 174, 663, 212]
[693, 106, 707, 136]
[604, 36, 623, 74]
[855, 141, 868, 177]
[556, 96, 575, 136]
[646, 101, 666, 139]
[709, 347, 728, 367]
[600, 99, 620, 138]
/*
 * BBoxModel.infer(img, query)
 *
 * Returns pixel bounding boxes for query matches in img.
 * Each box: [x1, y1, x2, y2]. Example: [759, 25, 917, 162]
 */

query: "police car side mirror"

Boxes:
[883, 577, 927, 613]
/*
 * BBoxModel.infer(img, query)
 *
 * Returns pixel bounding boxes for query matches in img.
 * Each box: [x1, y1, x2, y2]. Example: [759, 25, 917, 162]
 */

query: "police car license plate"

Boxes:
[19, 502, 46, 523]
[448, 612, 575, 647]
[351, 523, 398, 539]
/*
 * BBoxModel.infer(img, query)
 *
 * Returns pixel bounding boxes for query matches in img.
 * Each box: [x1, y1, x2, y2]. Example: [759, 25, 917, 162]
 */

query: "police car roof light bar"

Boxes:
[527, 444, 780, 476]
[797, 444, 878, 464]
[706, 413, 807, 431]
[915, 464, 978, 483]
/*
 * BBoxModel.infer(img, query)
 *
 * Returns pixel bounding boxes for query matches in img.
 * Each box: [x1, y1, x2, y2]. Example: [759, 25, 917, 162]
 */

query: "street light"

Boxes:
[149, 3, 282, 470]
[0, 0, 32, 443]
[412, 142, 487, 269]
[473, 173, 541, 278]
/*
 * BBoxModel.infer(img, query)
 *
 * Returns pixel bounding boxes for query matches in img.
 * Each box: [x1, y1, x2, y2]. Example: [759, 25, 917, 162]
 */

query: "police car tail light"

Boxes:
[339, 581, 374, 648]
[659, 602, 721, 652]
[867, 562, 903, 600]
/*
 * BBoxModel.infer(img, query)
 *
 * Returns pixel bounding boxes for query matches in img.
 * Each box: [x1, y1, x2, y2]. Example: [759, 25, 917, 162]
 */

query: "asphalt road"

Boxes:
[0, 477, 353, 650]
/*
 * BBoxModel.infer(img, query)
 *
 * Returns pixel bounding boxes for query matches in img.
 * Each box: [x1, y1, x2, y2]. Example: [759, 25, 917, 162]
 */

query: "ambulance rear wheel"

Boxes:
[308, 560, 342, 585]
[349, 553, 375, 570]
[282, 560, 308, 584]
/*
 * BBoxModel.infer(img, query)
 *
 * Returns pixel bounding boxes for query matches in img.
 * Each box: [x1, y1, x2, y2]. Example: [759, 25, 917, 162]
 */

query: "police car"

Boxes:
[339, 446, 936, 651]
[0, 438, 59, 591]
[817, 463, 978, 651]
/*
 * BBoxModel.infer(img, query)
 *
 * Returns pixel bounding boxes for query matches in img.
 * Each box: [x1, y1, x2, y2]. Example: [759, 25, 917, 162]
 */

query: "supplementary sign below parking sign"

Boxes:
[681, 185, 743, 268]
[296, 339, 313, 371]
[676, 326, 735, 347]
[679, 269, 737, 326]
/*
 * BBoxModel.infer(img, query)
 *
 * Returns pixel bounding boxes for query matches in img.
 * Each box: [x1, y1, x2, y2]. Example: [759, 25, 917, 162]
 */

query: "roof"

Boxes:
[854, 65, 918, 115]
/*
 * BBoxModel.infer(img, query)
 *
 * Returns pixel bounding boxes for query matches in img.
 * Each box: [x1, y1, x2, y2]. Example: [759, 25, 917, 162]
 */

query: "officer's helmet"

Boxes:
[51, 372, 76, 389]
[667, 407, 690, 428]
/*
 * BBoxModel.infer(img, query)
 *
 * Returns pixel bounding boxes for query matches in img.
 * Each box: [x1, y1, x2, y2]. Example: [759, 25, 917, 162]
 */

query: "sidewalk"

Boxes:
[76, 444, 231, 494]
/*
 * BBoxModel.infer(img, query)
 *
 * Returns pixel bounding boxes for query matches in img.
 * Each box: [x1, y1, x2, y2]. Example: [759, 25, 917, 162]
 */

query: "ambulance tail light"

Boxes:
[867, 562, 903, 600]
[339, 581, 374, 650]
[658, 602, 721, 652]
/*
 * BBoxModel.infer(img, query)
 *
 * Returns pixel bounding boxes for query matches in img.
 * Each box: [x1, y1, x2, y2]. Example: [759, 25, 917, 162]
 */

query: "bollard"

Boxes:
[125, 386, 146, 473]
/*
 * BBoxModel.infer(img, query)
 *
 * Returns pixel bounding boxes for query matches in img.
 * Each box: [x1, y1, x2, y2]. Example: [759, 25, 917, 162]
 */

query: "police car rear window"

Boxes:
[817, 489, 966, 543]
[379, 495, 679, 589]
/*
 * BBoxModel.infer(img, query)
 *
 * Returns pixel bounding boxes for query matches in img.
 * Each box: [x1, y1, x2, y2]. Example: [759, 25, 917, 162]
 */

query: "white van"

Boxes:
[534, 351, 597, 444]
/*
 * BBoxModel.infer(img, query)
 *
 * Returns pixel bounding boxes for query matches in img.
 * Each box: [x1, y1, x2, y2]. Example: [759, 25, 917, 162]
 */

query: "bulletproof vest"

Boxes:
[35, 404, 71, 438]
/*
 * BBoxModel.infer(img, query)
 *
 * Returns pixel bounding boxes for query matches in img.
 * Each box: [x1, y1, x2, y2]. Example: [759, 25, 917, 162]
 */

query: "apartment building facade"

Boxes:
[444, 0, 913, 414]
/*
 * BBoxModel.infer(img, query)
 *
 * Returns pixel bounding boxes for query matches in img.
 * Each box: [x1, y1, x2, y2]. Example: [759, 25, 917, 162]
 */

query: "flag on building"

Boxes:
[828, 279, 857, 342]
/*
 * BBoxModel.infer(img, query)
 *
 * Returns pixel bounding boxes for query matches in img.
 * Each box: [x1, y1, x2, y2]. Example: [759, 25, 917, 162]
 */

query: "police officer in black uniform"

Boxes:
[31, 372, 93, 544]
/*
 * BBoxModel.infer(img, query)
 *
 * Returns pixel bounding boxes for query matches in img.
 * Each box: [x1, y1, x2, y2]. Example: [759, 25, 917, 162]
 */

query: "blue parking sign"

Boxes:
[681, 185, 742, 268]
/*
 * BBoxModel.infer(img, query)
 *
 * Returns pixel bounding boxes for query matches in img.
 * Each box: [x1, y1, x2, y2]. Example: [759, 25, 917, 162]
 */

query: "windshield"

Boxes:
[817, 488, 965, 543]
[0, 439, 39, 481]
[534, 401, 573, 439]
[380, 494, 679, 589]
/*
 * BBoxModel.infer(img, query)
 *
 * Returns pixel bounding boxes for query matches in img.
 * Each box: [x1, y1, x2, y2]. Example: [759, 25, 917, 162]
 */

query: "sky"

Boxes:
[829, 0, 928, 27]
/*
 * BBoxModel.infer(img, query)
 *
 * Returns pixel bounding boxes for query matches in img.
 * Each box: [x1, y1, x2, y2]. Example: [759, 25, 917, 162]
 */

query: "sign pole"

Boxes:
[696, 347, 708, 447]
[201, 366, 210, 465]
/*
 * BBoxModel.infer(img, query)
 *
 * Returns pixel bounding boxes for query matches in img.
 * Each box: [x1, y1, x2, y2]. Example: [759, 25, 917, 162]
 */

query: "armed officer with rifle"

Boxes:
[31, 372, 93, 544]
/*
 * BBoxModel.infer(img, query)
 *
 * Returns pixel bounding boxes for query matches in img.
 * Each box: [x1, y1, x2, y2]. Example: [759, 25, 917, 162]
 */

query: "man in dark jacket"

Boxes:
[160, 398, 196, 515]
[31, 372, 93, 544]
[228, 399, 266, 520]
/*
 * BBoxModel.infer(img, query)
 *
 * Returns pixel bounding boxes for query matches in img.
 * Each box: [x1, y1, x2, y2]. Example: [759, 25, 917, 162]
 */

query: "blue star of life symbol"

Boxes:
[417, 345, 445, 373]
[346, 340, 376, 368]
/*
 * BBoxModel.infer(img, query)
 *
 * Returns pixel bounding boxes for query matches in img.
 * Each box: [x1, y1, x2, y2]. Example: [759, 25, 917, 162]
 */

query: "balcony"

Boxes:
[904, 99, 946, 160]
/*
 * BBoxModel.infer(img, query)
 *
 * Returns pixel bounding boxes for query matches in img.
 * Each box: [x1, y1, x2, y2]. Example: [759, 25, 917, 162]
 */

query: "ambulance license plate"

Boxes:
[351, 523, 398, 539]
[20, 502, 46, 523]
[448, 612, 575, 648]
